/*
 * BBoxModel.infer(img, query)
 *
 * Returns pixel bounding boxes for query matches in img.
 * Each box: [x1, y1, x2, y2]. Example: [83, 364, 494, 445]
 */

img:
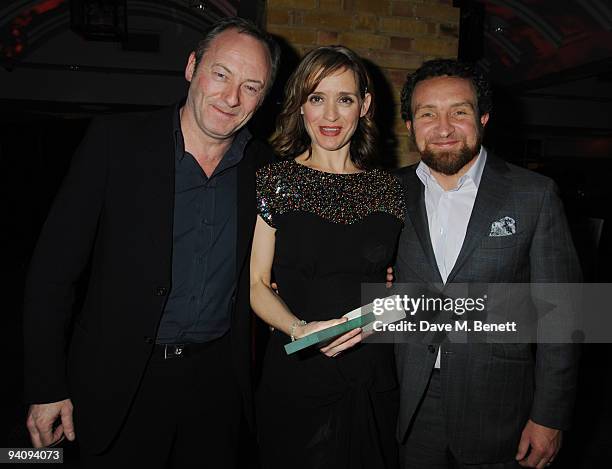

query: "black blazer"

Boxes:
[394, 154, 581, 464]
[23, 106, 273, 454]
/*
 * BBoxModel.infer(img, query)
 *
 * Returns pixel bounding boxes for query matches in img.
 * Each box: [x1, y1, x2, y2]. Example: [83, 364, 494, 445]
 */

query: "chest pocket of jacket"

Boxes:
[479, 232, 523, 249]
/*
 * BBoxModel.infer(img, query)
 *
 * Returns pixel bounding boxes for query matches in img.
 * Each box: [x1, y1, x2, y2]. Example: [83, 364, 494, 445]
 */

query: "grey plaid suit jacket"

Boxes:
[394, 153, 581, 464]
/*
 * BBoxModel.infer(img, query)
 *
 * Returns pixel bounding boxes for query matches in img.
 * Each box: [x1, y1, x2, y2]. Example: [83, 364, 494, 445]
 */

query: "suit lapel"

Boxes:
[446, 155, 511, 283]
[140, 107, 175, 256]
[403, 169, 443, 283]
[236, 143, 256, 279]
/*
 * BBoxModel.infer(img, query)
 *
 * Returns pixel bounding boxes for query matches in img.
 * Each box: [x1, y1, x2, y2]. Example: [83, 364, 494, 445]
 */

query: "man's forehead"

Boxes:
[416, 75, 473, 91]
[202, 29, 270, 79]
[412, 76, 477, 104]
[205, 29, 266, 61]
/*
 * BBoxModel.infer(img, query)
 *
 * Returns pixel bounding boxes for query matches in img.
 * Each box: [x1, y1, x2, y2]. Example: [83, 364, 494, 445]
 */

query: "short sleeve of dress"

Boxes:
[256, 164, 277, 228]
[386, 174, 407, 222]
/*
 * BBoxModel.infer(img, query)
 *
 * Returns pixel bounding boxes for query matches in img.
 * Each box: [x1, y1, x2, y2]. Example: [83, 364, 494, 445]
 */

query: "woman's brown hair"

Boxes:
[271, 45, 377, 170]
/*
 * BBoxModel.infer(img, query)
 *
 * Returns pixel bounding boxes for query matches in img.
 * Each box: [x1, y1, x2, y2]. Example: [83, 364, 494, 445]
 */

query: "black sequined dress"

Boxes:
[255, 159, 405, 469]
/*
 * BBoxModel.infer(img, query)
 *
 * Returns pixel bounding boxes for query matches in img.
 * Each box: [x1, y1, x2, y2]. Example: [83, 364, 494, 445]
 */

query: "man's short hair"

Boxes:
[193, 17, 280, 93]
[400, 59, 492, 122]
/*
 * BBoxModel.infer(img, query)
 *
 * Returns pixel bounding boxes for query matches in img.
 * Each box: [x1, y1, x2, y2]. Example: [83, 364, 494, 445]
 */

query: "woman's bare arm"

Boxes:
[249, 215, 362, 355]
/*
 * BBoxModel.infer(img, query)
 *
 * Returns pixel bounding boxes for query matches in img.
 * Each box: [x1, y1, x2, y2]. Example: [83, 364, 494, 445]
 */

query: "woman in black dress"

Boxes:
[250, 46, 405, 469]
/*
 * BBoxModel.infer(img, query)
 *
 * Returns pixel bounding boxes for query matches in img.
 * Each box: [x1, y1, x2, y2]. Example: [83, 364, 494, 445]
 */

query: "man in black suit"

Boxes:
[23, 17, 279, 468]
[394, 60, 581, 468]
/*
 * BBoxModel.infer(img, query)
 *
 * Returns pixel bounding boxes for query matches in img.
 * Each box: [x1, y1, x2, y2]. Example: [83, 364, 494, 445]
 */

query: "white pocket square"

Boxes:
[489, 216, 516, 237]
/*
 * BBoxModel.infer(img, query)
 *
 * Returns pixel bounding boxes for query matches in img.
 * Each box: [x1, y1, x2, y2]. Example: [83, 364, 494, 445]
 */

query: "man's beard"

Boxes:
[417, 131, 482, 176]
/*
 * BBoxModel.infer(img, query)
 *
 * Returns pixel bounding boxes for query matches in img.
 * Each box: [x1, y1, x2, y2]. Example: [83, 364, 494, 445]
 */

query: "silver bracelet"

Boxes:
[290, 319, 307, 342]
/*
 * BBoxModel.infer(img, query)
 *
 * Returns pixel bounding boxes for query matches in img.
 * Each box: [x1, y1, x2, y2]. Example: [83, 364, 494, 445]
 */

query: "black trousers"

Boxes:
[400, 370, 521, 469]
[81, 333, 243, 469]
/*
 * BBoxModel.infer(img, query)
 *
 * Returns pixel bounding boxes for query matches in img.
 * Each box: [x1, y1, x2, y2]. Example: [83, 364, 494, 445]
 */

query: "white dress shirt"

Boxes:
[416, 147, 487, 367]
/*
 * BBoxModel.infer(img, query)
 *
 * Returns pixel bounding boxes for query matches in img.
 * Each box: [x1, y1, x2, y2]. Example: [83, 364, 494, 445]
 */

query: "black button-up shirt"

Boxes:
[156, 107, 251, 344]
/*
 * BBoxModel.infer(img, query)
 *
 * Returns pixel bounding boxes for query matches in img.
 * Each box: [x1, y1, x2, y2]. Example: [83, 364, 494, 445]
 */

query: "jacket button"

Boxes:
[144, 336, 154, 344]
[428, 345, 436, 353]
[154, 287, 168, 296]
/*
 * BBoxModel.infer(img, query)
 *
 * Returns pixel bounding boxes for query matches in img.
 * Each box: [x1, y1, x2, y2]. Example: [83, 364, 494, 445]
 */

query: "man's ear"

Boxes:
[405, 120, 413, 133]
[480, 112, 490, 128]
[185, 52, 197, 83]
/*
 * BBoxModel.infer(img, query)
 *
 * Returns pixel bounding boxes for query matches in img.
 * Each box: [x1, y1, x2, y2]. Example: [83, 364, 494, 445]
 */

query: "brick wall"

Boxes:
[266, 0, 460, 167]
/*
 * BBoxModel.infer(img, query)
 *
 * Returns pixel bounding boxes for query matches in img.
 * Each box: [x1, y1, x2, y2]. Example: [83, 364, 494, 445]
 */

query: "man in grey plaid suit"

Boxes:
[394, 59, 581, 469]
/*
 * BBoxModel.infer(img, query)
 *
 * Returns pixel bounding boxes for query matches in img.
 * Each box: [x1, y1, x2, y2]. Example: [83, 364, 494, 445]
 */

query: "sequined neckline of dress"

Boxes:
[256, 158, 406, 227]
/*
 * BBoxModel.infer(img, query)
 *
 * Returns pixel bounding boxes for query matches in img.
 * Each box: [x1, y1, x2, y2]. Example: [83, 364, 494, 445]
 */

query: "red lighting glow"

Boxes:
[1, 0, 67, 58]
